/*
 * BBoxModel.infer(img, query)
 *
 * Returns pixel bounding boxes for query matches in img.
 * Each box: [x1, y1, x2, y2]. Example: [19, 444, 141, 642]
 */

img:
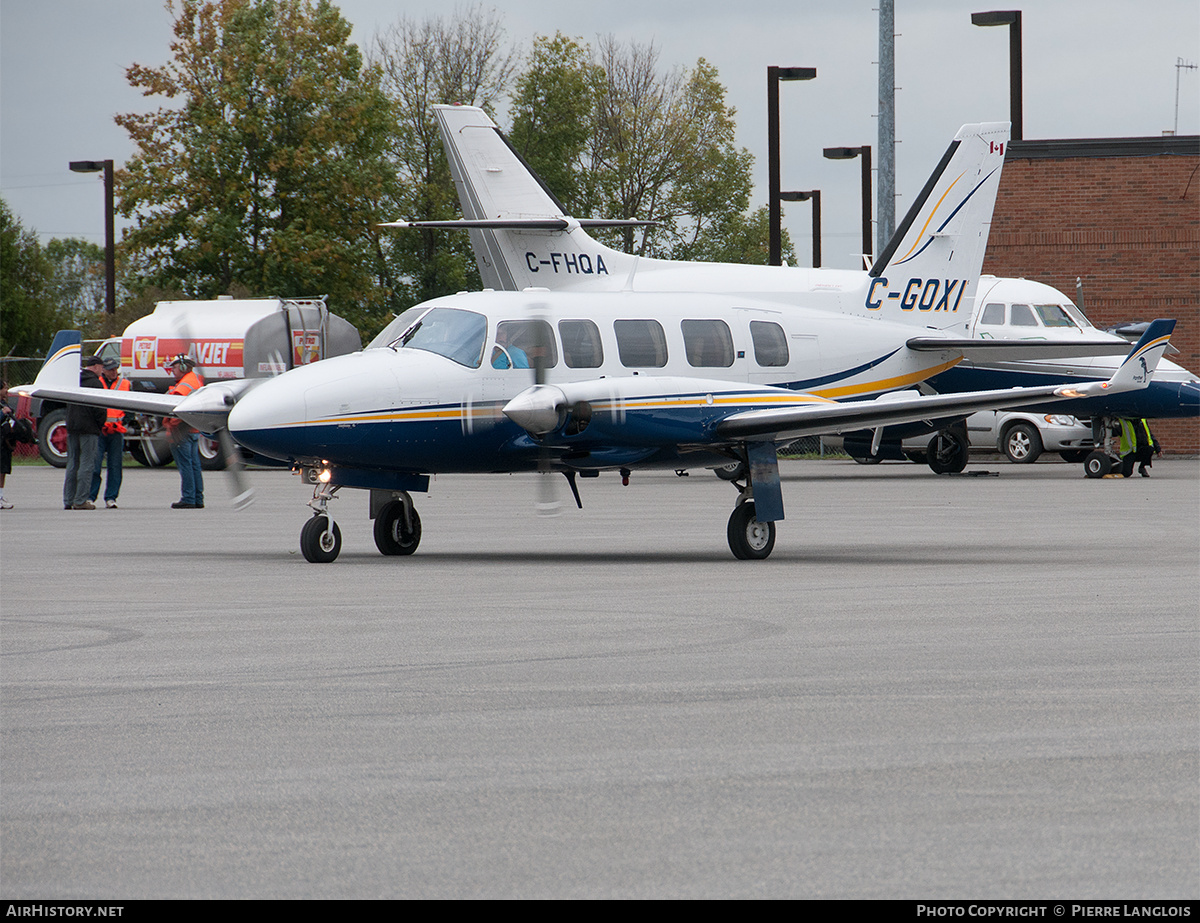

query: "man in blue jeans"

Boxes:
[90, 358, 128, 508]
[165, 355, 205, 509]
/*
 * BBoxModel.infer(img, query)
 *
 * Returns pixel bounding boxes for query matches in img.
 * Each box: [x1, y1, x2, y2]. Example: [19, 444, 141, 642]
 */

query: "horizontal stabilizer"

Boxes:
[380, 218, 655, 231]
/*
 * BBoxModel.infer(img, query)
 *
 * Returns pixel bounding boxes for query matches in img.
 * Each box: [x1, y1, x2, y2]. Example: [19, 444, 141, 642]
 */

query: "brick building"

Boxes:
[984, 135, 1200, 452]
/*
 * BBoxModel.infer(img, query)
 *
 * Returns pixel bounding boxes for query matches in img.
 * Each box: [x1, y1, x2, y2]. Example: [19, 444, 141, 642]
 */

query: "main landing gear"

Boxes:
[727, 499, 776, 560]
[372, 497, 421, 556]
[722, 444, 782, 560]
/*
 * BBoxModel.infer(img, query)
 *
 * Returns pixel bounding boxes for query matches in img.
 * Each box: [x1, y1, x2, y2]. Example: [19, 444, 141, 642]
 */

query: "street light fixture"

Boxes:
[767, 65, 817, 266]
[780, 190, 821, 268]
[971, 10, 1023, 141]
[823, 145, 873, 267]
[68, 159, 116, 315]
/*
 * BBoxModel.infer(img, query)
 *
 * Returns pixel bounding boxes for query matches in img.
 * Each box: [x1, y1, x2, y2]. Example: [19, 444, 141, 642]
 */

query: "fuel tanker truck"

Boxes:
[32, 296, 361, 468]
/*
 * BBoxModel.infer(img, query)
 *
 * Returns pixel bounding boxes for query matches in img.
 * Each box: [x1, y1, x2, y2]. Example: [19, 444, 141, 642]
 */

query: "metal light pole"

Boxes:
[971, 10, 1023, 141]
[68, 159, 116, 315]
[767, 66, 816, 266]
[781, 190, 821, 268]
[823, 145, 873, 267]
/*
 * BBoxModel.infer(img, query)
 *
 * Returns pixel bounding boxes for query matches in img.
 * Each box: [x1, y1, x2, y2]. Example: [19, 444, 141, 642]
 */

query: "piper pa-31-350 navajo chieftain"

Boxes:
[23, 117, 1176, 562]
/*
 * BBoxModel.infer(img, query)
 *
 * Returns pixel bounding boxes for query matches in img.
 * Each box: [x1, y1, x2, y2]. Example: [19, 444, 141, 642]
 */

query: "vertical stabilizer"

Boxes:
[430, 105, 637, 292]
[865, 122, 1009, 328]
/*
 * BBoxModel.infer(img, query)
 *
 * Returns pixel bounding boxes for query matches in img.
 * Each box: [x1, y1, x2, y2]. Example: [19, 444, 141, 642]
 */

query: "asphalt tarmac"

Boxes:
[1, 457, 1197, 899]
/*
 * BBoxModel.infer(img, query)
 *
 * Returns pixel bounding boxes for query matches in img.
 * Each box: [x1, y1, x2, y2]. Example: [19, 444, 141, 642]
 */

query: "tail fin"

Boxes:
[384, 105, 638, 292]
[865, 122, 1009, 327]
[1055, 319, 1176, 398]
[34, 330, 83, 389]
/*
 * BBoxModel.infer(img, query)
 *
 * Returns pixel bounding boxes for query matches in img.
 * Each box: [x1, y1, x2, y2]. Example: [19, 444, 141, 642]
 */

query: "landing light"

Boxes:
[317, 465, 333, 483]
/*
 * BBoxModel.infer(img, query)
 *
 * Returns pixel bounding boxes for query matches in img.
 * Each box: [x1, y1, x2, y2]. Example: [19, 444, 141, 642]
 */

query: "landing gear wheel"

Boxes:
[37, 408, 69, 467]
[852, 453, 883, 465]
[927, 430, 968, 474]
[1002, 422, 1042, 464]
[727, 502, 776, 560]
[714, 461, 746, 481]
[301, 515, 342, 563]
[1084, 451, 1112, 479]
[373, 500, 421, 556]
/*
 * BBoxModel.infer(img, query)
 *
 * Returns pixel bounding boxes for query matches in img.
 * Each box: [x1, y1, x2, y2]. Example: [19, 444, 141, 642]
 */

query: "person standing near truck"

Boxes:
[90, 358, 130, 508]
[165, 355, 205, 509]
[63, 355, 106, 510]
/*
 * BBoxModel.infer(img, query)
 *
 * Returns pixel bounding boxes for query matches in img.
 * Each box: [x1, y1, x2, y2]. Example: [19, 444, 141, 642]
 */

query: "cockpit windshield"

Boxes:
[377, 307, 488, 368]
[1034, 304, 1078, 328]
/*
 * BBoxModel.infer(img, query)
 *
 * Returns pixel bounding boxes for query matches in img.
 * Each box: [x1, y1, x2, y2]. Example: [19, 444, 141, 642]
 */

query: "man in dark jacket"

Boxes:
[63, 355, 106, 509]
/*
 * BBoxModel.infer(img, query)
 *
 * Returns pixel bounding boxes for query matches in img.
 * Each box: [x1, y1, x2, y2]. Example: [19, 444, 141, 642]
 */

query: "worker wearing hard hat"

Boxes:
[165, 355, 205, 509]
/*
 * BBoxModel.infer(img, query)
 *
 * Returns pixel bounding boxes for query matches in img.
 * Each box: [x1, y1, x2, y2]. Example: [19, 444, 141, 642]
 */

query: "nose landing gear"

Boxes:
[300, 477, 342, 563]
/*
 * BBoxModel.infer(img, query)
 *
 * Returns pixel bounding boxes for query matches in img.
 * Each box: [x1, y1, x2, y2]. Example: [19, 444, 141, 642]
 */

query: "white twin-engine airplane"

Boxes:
[23, 115, 1175, 562]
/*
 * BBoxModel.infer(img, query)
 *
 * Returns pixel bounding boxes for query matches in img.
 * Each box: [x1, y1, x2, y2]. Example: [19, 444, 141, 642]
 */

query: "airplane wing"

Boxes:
[906, 337, 1132, 360]
[16, 336, 262, 432]
[721, 319, 1175, 442]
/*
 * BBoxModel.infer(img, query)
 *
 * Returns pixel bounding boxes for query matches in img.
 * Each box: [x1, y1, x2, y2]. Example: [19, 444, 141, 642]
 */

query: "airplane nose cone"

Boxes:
[503, 384, 566, 434]
[227, 372, 311, 461]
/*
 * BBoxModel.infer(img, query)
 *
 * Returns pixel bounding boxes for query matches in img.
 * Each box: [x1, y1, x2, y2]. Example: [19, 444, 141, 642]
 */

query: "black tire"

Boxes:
[1084, 451, 1111, 479]
[927, 430, 968, 474]
[1002, 422, 1042, 464]
[851, 453, 882, 465]
[129, 437, 173, 467]
[904, 451, 928, 465]
[1059, 450, 1087, 463]
[713, 461, 746, 481]
[373, 500, 421, 556]
[37, 408, 69, 467]
[300, 516, 342, 563]
[198, 434, 227, 471]
[726, 502, 776, 560]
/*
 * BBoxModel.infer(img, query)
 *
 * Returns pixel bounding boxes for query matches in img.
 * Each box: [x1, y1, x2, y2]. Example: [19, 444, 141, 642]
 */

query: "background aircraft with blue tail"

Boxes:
[396, 105, 1195, 474]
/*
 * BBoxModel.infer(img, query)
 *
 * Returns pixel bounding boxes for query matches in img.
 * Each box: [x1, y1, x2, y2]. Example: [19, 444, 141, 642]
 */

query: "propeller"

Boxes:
[166, 313, 261, 509]
[528, 309, 562, 517]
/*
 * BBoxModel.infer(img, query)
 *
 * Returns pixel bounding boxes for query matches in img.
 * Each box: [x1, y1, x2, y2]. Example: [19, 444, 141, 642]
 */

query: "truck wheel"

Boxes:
[37, 409, 69, 467]
[198, 434, 227, 471]
[1002, 423, 1042, 464]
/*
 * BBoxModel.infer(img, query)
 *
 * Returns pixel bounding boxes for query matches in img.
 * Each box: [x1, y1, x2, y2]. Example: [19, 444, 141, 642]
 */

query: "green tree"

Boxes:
[116, 0, 401, 338]
[43, 239, 106, 331]
[508, 33, 599, 214]
[587, 42, 767, 261]
[0, 200, 70, 357]
[370, 5, 516, 309]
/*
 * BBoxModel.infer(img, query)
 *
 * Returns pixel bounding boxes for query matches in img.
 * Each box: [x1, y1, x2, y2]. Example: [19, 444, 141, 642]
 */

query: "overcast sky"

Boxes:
[2, 0, 1197, 270]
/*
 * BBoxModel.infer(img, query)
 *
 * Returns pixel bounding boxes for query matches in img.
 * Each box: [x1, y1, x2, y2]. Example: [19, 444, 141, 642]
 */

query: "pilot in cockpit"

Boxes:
[491, 323, 531, 369]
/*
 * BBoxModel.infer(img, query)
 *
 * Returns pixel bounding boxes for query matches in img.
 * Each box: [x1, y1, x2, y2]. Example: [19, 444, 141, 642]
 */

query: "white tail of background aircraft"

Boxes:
[383, 105, 1010, 332]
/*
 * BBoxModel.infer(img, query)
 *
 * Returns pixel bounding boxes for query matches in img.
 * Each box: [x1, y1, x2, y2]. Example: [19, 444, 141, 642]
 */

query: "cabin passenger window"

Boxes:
[491, 320, 558, 371]
[979, 303, 1005, 326]
[1035, 304, 1077, 328]
[614, 319, 668, 368]
[750, 321, 789, 367]
[559, 319, 604, 368]
[393, 307, 487, 368]
[681, 320, 734, 368]
[1010, 303, 1038, 326]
